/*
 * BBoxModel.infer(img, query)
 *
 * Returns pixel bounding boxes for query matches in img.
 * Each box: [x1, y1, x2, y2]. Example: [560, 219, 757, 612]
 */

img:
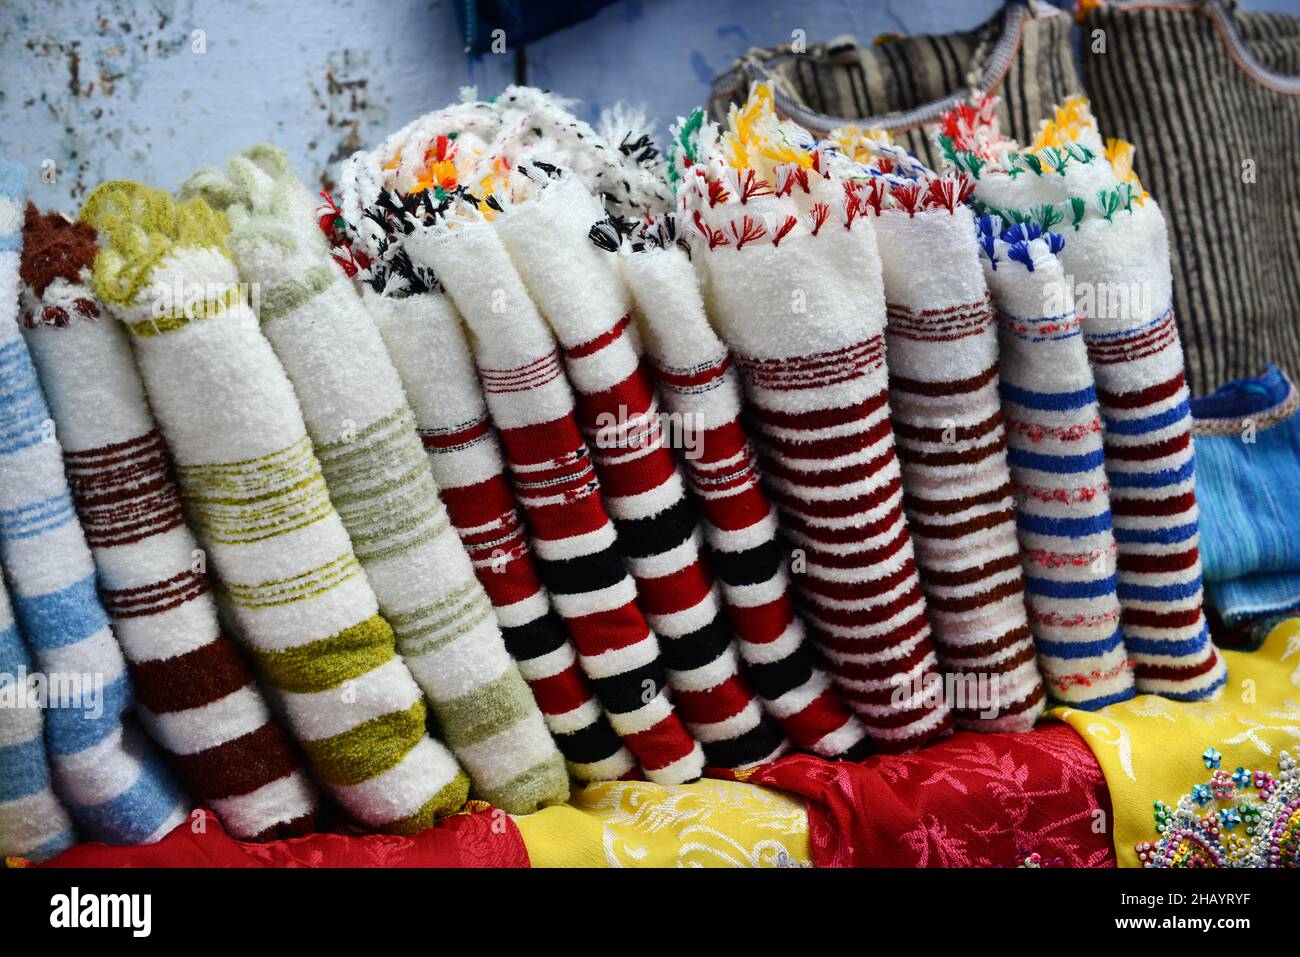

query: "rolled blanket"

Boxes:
[18, 205, 319, 839]
[80, 181, 469, 832]
[870, 198, 1044, 733]
[623, 244, 870, 759]
[824, 127, 1043, 730]
[515, 93, 863, 758]
[337, 118, 701, 780]
[956, 96, 1225, 701]
[328, 140, 635, 782]
[1065, 201, 1226, 700]
[672, 90, 952, 751]
[0, 161, 190, 844]
[0, 573, 77, 862]
[180, 147, 566, 814]
[977, 214, 1136, 708]
[411, 218, 702, 783]
[490, 172, 786, 769]
[359, 285, 633, 782]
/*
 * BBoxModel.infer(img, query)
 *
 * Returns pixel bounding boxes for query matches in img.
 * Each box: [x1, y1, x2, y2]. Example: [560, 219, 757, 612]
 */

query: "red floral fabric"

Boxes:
[30, 725, 1114, 868]
[733, 722, 1115, 867]
[36, 803, 529, 869]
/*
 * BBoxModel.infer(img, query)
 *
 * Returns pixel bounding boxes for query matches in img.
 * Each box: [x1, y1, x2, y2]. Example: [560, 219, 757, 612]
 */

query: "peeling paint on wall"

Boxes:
[5, 1, 201, 203]
[0, 0, 511, 212]
[310, 48, 387, 194]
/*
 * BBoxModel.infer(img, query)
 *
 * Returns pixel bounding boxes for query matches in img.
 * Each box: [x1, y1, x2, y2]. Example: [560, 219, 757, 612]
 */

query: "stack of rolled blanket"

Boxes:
[669, 88, 953, 751]
[179, 146, 567, 814]
[0, 163, 190, 846]
[0, 80, 1243, 862]
[80, 182, 470, 832]
[19, 203, 319, 839]
[946, 96, 1226, 703]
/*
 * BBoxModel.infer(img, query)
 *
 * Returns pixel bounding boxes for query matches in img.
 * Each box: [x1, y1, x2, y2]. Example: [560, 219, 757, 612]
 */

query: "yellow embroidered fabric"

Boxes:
[1055, 619, 1300, 866]
[514, 777, 809, 868]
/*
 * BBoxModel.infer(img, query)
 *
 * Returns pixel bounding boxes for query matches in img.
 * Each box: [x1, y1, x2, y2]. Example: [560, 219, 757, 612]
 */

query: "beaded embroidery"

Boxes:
[1135, 750, 1298, 867]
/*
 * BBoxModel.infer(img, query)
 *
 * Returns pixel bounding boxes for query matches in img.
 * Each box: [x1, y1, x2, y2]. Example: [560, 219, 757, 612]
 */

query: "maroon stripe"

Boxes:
[62, 429, 161, 463]
[938, 623, 1034, 662]
[924, 573, 1024, 613]
[893, 410, 1003, 444]
[129, 637, 253, 714]
[904, 481, 1014, 518]
[1117, 546, 1199, 574]
[1123, 606, 1202, 629]
[889, 363, 998, 398]
[827, 636, 935, 684]
[170, 723, 304, 801]
[839, 689, 944, 729]
[895, 435, 1005, 469]
[1104, 431, 1191, 462]
[886, 297, 990, 320]
[1086, 318, 1174, 356]
[737, 336, 881, 372]
[102, 569, 211, 619]
[908, 506, 1017, 542]
[251, 808, 319, 842]
[809, 608, 931, 659]
[1097, 371, 1186, 410]
[1087, 325, 1177, 365]
[805, 587, 928, 639]
[887, 324, 989, 344]
[747, 388, 889, 431]
[794, 518, 911, 569]
[801, 556, 919, 603]
[956, 681, 1045, 720]
[1110, 490, 1197, 518]
[760, 413, 892, 460]
[762, 436, 895, 488]
[921, 551, 1022, 588]
[767, 468, 902, 520]
[954, 640, 1038, 676]
[1089, 340, 1175, 366]
[1133, 649, 1220, 682]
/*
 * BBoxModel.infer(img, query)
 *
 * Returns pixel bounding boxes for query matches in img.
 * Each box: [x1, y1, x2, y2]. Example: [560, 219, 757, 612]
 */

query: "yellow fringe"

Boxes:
[1028, 95, 1095, 151]
[1104, 137, 1149, 206]
[828, 125, 893, 165]
[80, 181, 230, 307]
[720, 83, 815, 190]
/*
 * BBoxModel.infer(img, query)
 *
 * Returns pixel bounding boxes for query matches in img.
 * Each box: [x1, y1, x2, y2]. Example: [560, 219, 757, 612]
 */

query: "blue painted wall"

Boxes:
[1, 0, 1295, 213]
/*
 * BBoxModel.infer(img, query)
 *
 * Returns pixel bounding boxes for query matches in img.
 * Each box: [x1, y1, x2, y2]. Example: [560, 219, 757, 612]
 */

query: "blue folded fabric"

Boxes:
[1191, 364, 1300, 626]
